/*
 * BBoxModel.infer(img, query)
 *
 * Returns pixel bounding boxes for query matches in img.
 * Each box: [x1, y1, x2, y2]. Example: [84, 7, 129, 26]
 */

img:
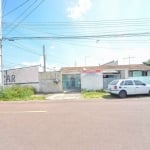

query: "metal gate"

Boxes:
[103, 74, 120, 89]
[62, 74, 81, 92]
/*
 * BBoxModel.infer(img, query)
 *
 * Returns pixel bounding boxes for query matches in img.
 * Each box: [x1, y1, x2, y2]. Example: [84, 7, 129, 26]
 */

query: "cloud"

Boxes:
[50, 45, 55, 49]
[67, 0, 92, 19]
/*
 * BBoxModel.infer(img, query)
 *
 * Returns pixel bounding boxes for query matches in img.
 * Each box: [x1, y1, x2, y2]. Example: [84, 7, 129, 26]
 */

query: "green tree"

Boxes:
[143, 59, 150, 66]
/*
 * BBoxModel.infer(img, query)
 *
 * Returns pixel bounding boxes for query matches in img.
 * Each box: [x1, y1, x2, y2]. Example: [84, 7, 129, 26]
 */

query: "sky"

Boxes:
[2, 0, 150, 70]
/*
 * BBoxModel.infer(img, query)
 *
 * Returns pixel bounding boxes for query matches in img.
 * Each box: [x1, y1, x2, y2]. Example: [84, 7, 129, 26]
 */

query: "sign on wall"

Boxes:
[4, 66, 39, 85]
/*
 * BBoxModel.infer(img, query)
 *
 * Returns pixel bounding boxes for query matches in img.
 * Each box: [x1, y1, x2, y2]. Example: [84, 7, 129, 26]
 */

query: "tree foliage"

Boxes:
[143, 59, 150, 66]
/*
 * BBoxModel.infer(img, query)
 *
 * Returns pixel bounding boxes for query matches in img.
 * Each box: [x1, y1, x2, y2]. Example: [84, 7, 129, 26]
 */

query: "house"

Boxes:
[3, 64, 150, 93]
[61, 64, 150, 90]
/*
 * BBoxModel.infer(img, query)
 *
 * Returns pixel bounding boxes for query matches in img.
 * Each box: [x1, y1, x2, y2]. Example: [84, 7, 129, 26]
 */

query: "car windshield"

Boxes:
[109, 80, 119, 85]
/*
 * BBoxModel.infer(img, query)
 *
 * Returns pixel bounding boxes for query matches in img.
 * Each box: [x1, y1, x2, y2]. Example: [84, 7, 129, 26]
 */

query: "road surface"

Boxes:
[0, 97, 150, 150]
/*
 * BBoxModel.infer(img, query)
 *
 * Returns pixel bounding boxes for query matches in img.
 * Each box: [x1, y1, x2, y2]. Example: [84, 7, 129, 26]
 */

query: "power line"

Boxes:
[5, 0, 46, 36]
[3, 21, 150, 29]
[3, 59, 29, 69]
[3, 17, 150, 35]
[7, 41, 42, 56]
[2, 0, 7, 14]
[3, 41, 69, 67]
[3, 18, 150, 40]
[4, 17, 150, 24]
[3, 17, 150, 27]
[3, 0, 30, 17]
[3, 32, 150, 41]
[5, 0, 38, 34]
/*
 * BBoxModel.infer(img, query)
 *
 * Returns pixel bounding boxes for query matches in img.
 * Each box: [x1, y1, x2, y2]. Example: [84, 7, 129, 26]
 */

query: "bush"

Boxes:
[0, 85, 35, 100]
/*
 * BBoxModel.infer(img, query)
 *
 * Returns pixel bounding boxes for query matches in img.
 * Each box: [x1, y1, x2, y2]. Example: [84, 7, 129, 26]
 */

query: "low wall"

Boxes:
[39, 71, 63, 93]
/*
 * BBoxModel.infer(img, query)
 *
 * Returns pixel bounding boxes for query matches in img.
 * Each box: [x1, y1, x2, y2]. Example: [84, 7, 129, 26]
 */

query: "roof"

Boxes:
[61, 64, 150, 74]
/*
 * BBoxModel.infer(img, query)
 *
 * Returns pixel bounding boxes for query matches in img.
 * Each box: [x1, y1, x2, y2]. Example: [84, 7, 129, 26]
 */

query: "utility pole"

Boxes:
[43, 45, 46, 72]
[0, 0, 3, 89]
[124, 56, 135, 65]
[84, 56, 89, 67]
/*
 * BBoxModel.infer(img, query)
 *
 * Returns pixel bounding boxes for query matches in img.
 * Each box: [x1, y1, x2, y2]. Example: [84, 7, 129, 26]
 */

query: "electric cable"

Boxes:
[5, 0, 46, 36]
[3, 0, 30, 17]
[2, 0, 7, 14]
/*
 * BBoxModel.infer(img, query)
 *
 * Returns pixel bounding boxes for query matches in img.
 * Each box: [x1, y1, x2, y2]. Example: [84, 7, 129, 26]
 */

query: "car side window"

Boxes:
[134, 80, 145, 85]
[110, 80, 119, 85]
[124, 80, 133, 85]
[120, 81, 124, 86]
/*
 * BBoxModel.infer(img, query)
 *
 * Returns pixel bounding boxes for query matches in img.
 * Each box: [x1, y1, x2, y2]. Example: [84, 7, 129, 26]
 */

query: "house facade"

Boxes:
[3, 64, 150, 93]
[61, 64, 150, 90]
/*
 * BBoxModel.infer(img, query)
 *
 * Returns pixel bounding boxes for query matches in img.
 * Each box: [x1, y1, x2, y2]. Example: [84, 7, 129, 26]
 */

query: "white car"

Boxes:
[107, 79, 150, 98]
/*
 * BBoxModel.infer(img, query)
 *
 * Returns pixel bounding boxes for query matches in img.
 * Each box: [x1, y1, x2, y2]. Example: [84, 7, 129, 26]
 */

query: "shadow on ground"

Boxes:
[102, 94, 150, 100]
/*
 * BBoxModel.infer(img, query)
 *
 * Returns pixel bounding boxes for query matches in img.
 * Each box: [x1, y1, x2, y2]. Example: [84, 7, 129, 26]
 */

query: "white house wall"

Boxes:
[81, 72, 103, 90]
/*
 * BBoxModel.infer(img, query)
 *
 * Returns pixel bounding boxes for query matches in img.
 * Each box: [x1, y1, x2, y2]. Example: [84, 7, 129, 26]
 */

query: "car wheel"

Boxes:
[148, 90, 150, 96]
[119, 90, 127, 98]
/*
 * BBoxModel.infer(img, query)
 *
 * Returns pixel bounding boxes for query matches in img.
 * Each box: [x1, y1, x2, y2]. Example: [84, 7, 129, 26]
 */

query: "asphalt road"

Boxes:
[0, 97, 150, 150]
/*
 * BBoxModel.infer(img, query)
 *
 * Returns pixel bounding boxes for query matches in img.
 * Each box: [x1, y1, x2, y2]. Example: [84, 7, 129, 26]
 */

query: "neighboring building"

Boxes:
[4, 65, 63, 93]
[4, 65, 40, 92]
[3, 64, 150, 93]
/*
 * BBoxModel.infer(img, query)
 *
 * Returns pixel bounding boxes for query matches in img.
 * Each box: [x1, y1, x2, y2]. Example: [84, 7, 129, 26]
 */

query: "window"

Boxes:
[124, 80, 133, 85]
[133, 71, 142, 77]
[120, 81, 124, 86]
[134, 80, 145, 85]
[110, 80, 119, 85]
[142, 71, 147, 76]
[129, 71, 133, 77]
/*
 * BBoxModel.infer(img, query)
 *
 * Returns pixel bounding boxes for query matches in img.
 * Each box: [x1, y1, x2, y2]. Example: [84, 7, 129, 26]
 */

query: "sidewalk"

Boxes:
[46, 93, 82, 100]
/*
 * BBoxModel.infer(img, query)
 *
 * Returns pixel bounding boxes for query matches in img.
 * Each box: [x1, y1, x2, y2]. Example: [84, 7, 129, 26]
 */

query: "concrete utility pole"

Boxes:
[43, 45, 46, 72]
[0, 0, 3, 89]
[124, 56, 135, 65]
[84, 56, 89, 67]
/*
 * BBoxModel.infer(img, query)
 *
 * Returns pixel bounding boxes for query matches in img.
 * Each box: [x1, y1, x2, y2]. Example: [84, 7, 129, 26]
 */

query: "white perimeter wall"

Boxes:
[81, 72, 103, 90]
[4, 66, 40, 92]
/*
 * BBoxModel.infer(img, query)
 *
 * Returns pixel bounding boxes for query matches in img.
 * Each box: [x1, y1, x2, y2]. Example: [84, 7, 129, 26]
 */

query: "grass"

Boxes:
[29, 95, 46, 100]
[0, 85, 45, 101]
[81, 90, 112, 99]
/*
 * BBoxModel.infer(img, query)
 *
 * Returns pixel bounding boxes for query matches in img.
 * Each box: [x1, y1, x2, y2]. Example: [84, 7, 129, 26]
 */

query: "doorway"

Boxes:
[62, 74, 81, 92]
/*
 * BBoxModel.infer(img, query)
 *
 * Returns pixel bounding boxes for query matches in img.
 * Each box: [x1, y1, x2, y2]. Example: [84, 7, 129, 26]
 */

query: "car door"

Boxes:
[123, 80, 135, 95]
[133, 80, 149, 94]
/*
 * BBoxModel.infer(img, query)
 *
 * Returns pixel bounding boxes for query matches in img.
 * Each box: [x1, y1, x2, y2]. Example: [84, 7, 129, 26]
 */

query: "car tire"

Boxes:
[148, 90, 150, 96]
[119, 90, 127, 98]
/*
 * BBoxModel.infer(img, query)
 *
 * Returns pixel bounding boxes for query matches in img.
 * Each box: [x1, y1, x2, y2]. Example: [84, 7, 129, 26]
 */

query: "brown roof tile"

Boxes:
[61, 64, 150, 73]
